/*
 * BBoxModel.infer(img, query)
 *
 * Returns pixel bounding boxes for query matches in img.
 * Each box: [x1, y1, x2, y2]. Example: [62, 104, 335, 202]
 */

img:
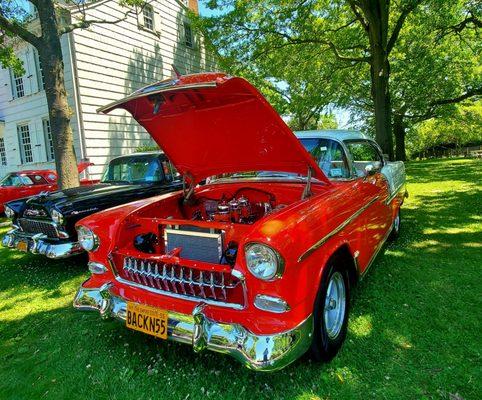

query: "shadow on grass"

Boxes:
[0, 158, 480, 400]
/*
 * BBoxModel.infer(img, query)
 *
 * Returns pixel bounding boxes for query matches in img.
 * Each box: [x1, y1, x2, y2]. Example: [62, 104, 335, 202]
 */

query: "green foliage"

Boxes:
[0, 158, 481, 399]
[407, 102, 482, 155]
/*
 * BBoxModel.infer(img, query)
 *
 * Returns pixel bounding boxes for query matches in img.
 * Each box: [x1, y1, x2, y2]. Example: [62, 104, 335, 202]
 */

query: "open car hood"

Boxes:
[98, 73, 329, 185]
[77, 161, 94, 174]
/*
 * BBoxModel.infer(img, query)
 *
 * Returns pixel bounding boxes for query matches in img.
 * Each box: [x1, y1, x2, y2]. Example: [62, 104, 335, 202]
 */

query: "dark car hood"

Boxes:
[25, 182, 158, 215]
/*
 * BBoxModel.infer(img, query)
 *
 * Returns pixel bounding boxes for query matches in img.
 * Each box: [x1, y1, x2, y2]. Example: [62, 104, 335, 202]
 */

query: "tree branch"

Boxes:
[437, 11, 482, 40]
[348, 1, 368, 31]
[0, 13, 41, 47]
[325, 41, 371, 63]
[387, 1, 420, 54]
[60, 8, 135, 34]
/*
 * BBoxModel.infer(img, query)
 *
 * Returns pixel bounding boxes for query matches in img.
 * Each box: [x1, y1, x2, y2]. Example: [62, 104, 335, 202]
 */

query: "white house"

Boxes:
[0, 0, 214, 179]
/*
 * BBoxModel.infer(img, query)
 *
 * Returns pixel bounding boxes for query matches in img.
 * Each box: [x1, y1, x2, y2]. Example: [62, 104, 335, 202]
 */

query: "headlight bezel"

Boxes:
[51, 209, 64, 225]
[76, 225, 99, 252]
[244, 242, 284, 281]
[4, 206, 14, 219]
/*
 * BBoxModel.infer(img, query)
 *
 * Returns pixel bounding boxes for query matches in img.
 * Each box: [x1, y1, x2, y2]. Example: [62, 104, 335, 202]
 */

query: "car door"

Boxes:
[345, 140, 392, 271]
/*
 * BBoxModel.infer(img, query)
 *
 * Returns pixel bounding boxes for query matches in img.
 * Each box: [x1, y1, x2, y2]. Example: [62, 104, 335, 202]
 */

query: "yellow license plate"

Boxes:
[17, 240, 28, 252]
[126, 302, 168, 339]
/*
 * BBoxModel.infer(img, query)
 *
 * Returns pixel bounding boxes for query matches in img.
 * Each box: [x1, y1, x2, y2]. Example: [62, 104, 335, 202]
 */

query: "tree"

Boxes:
[388, 0, 481, 160]
[0, 0, 142, 189]
[199, 0, 428, 159]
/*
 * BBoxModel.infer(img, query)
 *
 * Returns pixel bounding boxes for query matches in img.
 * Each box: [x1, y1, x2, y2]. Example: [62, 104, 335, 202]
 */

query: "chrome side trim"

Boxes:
[385, 182, 405, 205]
[114, 276, 246, 310]
[297, 195, 380, 262]
[73, 284, 313, 371]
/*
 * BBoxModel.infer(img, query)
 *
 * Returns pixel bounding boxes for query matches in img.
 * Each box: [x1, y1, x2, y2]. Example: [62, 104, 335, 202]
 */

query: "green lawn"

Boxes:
[0, 158, 480, 400]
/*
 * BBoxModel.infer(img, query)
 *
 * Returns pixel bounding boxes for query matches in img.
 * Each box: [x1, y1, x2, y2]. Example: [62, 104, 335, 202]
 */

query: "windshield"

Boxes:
[210, 137, 351, 182]
[0, 174, 34, 186]
[101, 155, 164, 184]
[299, 138, 350, 179]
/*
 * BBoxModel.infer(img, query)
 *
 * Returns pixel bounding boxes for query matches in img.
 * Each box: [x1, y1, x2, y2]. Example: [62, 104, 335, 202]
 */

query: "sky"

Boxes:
[197, 1, 353, 129]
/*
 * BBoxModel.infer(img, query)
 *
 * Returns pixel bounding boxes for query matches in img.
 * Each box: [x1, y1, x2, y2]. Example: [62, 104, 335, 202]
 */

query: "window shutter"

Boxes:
[154, 11, 162, 35]
[136, 6, 144, 28]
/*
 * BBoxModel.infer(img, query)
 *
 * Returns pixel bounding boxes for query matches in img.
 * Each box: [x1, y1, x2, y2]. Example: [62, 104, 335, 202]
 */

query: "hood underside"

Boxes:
[98, 73, 329, 185]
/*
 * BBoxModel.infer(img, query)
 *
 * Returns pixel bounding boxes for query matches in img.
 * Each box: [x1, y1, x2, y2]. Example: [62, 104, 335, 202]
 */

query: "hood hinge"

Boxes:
[182, 173, 195, 204]
[301, 167, 313, 200]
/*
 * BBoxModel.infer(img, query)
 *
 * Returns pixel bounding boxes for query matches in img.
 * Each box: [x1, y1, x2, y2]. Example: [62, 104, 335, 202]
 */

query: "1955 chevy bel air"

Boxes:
[73, 73, 406, 371]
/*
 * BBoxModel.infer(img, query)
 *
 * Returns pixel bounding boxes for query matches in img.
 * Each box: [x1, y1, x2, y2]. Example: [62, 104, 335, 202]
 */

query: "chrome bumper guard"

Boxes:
[1, 229, 83, 259]
[73, 283, 313, 371]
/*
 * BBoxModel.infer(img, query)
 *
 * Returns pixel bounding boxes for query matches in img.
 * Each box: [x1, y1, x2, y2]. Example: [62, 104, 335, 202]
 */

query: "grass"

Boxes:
[0, 158, 481, 400]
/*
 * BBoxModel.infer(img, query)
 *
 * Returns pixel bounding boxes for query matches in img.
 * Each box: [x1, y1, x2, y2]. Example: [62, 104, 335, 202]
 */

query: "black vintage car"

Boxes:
[2, 152, 182, 258]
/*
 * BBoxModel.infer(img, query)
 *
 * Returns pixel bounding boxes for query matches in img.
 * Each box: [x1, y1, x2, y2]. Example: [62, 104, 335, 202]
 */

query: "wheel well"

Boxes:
[330, 244, 358, 289]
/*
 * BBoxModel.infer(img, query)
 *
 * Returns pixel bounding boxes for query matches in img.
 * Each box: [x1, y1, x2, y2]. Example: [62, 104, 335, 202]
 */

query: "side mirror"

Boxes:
[365, 164, 377, 176]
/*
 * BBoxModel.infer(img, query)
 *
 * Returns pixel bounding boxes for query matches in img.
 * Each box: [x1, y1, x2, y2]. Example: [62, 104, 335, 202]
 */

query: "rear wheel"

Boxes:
[389, 208, 401, 240]
[310, 261, 350, 362]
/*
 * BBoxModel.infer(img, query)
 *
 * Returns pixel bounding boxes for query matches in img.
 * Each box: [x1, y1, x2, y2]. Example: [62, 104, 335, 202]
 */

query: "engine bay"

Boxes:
[181, 187, 287, 225]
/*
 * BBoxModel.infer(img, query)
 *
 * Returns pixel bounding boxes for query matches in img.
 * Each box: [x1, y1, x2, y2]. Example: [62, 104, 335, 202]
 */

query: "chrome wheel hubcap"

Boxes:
[394, 212, 400, 232]
[323, 272, 346, 340]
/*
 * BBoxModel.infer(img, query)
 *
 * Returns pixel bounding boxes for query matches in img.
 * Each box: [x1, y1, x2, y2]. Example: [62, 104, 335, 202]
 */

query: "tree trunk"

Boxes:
[365, 1, 394, 160]
[393, 113, 406, 161]
[37, 0, 79, 189]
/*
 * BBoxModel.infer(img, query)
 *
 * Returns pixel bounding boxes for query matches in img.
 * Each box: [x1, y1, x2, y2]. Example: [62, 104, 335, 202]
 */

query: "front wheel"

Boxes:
[310, 261, 350, 362]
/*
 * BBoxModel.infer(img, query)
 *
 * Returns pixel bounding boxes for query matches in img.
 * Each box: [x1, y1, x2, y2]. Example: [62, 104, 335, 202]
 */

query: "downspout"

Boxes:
[66, 31, 89, 176]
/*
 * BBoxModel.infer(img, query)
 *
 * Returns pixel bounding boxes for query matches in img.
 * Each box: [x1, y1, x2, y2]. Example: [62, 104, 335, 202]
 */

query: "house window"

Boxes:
[0, 138, 7, 166]
[13, 70, 25, 98]
[43, 119, 54, 161]
[183, 22, 193, 48]
[143, 5, 154, 31]
[17, 124, 33, 163]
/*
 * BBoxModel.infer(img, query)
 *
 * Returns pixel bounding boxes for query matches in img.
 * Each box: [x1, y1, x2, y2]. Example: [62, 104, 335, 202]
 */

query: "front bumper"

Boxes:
[2, 229, 83, 259]
[73, 283, 313, 371]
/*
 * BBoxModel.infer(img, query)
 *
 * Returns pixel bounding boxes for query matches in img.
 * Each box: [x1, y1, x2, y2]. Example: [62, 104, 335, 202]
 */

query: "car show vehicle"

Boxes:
[73, 73, 406, 371]
[0, 162, 95, 213]
[2, 152, 181, 259]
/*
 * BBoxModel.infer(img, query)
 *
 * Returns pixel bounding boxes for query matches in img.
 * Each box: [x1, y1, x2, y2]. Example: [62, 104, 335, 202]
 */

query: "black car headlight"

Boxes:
[76, 225, 99, 252]
[51, 209, 64, 225]
[4, 206, 14, 219]
[245, 243, 284, 280]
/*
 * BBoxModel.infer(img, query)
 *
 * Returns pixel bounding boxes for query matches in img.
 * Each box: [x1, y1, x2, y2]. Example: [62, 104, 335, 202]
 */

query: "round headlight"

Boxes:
[245, 243, 284, 281]
[77, 225, 99, 252]
[5, 206, 14, 219]
[51, 209, 64, 224]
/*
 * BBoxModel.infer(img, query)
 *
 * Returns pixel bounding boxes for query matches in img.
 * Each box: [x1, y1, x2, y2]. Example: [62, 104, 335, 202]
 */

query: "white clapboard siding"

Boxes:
[0, 36, 83, 174]
[70, 0, 212, 178]
[0, 0, 214, 179]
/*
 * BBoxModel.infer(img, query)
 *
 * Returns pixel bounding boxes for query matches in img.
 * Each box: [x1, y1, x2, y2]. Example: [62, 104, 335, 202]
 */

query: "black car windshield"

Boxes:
[101, 155, 164, 183]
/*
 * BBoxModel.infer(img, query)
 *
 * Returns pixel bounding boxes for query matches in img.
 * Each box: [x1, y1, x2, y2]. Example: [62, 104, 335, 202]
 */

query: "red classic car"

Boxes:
[73, 73, 406, 371]
[0, 162, 95, 214]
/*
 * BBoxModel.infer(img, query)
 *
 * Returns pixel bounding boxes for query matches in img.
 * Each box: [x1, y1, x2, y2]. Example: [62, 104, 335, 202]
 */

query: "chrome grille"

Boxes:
[122, 256, 241, 304]
[18, 218, 59, 238]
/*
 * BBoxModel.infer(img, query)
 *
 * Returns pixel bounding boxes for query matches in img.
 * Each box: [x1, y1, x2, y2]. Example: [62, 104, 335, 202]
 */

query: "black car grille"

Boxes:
[18, 218, 59, 239]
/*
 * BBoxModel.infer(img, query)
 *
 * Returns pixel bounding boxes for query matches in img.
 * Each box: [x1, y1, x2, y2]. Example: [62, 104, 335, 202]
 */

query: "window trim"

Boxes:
[142, 4, 155, 31]
[17, 123, 34, 164]
[183, 21, 194, 48]
[0, 138, 7, 166]
[12, 69, 25, 99]
[42, 118, 54, 162]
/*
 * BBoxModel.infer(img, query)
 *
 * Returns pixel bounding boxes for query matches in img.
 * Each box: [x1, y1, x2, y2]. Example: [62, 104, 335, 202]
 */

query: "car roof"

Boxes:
[16, 170, 55, 176]
[295, 130, 371, 142]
